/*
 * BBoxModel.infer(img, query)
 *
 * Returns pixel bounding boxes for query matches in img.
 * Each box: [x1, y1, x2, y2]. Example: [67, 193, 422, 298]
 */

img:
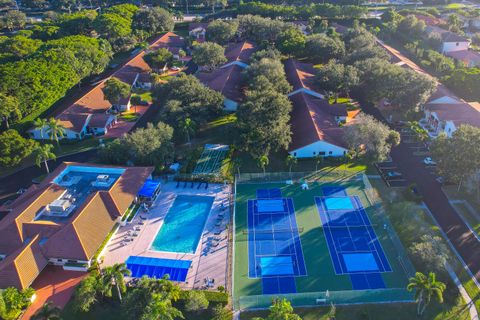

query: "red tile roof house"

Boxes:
[196, 41, 256, 111]
[425, 25, 471, 54]
[445, 49, 480, 67]
[28, 32, 185, 140]
[284, 59, 360, 158]
[420, 85, 480, 137]
[0, 162, 153, 290]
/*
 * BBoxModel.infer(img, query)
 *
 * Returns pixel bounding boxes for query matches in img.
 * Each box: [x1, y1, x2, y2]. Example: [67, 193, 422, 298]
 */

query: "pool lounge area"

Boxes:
[101, 181, 231, 290]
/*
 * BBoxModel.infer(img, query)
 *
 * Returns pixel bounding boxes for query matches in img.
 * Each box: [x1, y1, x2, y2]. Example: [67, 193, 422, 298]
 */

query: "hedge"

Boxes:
[179, 290, 229, 305]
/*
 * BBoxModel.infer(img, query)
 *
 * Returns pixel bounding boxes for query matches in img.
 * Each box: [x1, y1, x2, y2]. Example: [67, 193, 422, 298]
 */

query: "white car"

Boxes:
[423, 157, 436, 165]
[386, 171, 402, 178]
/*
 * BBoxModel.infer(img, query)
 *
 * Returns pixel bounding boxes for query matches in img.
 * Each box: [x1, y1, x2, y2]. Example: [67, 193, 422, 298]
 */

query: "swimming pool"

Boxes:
[151, 195, 214, 253]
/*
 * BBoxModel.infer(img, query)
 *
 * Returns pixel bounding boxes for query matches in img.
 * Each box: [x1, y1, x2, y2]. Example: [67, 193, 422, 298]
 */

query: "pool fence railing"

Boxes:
[235, 171, 363, 184]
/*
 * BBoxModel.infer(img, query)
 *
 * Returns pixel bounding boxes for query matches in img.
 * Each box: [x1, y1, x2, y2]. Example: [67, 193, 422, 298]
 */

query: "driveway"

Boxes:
[361, 102, 480, 282]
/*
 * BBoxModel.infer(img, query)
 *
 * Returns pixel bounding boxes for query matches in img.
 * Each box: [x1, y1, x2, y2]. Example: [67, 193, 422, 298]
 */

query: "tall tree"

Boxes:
[276, 27, 306, 56]
[0, 94, 20, 129]
[101, 263, 131, 303]
[257, 154, 269, 176]
[192, 42, 226, 70]
[430, 125, 480, 190]
[141, 293, 183, 320]
[286, 154, 297, 176]
[237, 83, 292, 158]
[132, 7, 174, 35]
[265, 298, 301, 320]
[244, 58, 292, 94]
[179, 117, 195, 144]
[102, 78, 131, 108]
[407, 272, 446, 316]
[206, 20, 238, 45]
[0, 129, 37, 167]
[315, 60, 359, 102]
[46, 118, 65, 146]
[0, 287, 35, 320]
[33, 144, 56, 173]
[33, 118, 48, 139]
[344, 113, 400, 162]
[2, 10, 26, 31]
[304, 34, 345, 63]
[144, 48, 173, 72]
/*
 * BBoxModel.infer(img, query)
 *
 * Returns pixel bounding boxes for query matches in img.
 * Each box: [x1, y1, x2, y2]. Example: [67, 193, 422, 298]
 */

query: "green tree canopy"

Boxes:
[305, 33, 345, 63]
[430, 125, 480, 188]
[206, 19, 238, 45]
[0, 129, 37, 167]
[184, 290, 209, 313]
[244, 58, 292, 94]
[344, 113, 400, 162]
[102, 78, 131, 106]
[315, 60, 359, 102]
[0, 93, 21, 129]
[276, 27, 306, 56]
[0, 287, 36, 320]
[132, 7, 174, 35]
[407, 272, 446, 316]
[192, 42, 227, 69]
[144, 48, 174, 71]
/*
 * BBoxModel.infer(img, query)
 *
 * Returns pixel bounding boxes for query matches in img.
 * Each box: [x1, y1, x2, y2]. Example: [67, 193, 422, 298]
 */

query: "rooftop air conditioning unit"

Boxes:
[48, 199, 72, 213]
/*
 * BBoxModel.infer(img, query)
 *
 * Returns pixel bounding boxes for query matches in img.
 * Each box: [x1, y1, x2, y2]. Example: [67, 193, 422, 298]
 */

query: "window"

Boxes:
[313, 152, 316, 155]
[456, 42, 459, 46]
[343, 151, 346, 155]
[57, 259, 62, 262]
[329, 151, 333, 155]
[293, 152, 297, 156]
[319, 151, 326, 155]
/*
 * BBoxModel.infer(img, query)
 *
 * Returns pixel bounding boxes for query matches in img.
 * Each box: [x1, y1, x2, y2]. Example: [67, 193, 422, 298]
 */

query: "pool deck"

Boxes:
[102, 181, 231, 290]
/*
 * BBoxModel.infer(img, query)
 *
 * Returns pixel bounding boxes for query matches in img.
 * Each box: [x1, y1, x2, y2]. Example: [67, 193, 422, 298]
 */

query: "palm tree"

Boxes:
[31, 302, 61, 320]
[285, 155, 297, 177]
[46, 118, 65, 147]
[179, 117, 196, 144]
[141, 293, 183, 320]
[33, 144, 56, 173]
[232, 157, 242, 177]
[33, 118, 48, 140]
[315, 154, 323, 172]
[257, 154, 269, 177]
[407, 272, 446, 316]
[101, 263, 131, 303]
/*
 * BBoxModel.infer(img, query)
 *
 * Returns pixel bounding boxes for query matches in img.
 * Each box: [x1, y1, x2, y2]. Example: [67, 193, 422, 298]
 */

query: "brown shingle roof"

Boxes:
[196, 64, 245, 102]
[88, 113, 114, 129]
[288, 92, 356, 151]
[225, 41, 256, 63]
[425, 102, 480, 127]
[284, 59, 318, 92]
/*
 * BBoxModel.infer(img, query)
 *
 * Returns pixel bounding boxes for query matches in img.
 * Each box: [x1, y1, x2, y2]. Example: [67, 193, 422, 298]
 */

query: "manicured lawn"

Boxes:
[328, 97, 351, 104]
[118, 112, 140, 122]
[445, 3, 467, 9]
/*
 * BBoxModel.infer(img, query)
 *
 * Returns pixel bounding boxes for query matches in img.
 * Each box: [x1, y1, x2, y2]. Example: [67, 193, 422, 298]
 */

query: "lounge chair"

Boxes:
[215, 221, 222, 227]
[197, 182, 202, 189]
[205, 182, 208, 189]
[176, 181, 180, 188]
[191, 182, 194, 188]
[214, 230, 222, 235]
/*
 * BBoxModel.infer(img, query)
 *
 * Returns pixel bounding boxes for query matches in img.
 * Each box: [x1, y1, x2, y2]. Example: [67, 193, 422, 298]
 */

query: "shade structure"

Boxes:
[126, 256, 191, 282]
[137, 179, 161, 198]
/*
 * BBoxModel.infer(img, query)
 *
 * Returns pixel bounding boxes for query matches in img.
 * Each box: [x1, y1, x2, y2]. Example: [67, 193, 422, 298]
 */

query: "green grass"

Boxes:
[118, 112, 140, 122]
[451, 202, 480, 236]
[445, 3, 467, 9]
[328, 97, 352, 104]
[233, 174, 413, 310]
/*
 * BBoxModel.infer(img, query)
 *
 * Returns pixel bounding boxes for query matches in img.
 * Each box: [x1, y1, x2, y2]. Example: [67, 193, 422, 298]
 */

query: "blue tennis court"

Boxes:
[315, 193, 391, 290]
[126, 256, 191, 282]
[247, 188, 306, 294]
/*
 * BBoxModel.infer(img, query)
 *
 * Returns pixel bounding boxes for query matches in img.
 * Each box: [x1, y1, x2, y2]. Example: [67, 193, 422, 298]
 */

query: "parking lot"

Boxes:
[375, 161, 408, 187]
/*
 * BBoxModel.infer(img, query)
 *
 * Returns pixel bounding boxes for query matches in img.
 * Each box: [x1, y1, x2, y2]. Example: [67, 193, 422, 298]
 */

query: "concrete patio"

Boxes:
[101, 181, 231, 290]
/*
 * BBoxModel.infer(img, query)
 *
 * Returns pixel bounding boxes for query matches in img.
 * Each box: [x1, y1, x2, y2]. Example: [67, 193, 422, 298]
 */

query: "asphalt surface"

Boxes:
[361, 102, 480, 282]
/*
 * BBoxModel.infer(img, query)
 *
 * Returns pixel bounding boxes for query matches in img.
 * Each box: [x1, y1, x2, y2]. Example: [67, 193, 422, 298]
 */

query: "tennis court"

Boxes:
[246, 188, 307, 294]
[193, 144, 229, 175]
[233, 173, 415, 309]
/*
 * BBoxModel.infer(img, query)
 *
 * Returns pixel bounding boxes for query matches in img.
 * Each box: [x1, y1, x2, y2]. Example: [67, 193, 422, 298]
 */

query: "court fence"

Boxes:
[236, 171, 362, 184]
[234, 287, 414, 310]
[361, 174, 417, 279]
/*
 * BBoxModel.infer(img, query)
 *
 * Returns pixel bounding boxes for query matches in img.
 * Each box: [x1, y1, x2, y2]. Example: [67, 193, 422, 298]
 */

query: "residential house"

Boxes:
[445, 49, 480, 67]
[284, 59, 360, 158]
[0, 162, 153, 290]
[189, 23, 208, 42]
[196, 41, 256, 111]
[425, 25, 470, 53]
[29, 32, 185, 140]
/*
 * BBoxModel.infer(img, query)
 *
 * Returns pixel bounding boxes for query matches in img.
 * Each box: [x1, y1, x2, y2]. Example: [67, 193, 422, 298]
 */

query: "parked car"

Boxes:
[386, 171, 402, 178]
[423, 157, 436, 165]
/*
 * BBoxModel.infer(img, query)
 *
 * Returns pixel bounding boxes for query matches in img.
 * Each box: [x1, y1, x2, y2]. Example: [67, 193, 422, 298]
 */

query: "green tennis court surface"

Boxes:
[193, 144, 229, 175]
[233, 174, 415, 310]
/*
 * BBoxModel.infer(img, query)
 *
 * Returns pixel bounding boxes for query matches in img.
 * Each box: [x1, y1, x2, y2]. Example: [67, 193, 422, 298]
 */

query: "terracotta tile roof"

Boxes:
[288, 92, 355, 151]
[414, 14, 446, 26]
[0, 235, 48, 290]
[48, 32, 184, 134]
[0, 184, 66, 255]
[0, 162, 153, 287]
[284, 59, 319, 92]
[88, 113, 115, 129]
[446, 50, 480, 65]
[425, 102, 480, 127]
[196, 64, 245, 102]
[225, 41, 256, 63]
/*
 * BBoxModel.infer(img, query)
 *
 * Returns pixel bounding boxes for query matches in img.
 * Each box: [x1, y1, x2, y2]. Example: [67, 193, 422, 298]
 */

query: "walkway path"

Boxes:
[446, 263, 479, 320]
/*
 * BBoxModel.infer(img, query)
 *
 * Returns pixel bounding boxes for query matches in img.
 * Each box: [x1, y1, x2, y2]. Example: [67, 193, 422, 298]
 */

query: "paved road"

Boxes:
[361, 102, 480, 282]
[0, 149, 97, 205]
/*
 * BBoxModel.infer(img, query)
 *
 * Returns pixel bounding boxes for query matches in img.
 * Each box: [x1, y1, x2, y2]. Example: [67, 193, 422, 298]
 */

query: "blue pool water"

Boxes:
[151, 195, 214, 253]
